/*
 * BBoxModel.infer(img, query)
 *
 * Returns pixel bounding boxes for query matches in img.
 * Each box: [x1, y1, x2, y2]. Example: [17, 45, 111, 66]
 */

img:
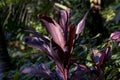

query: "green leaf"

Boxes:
[13, 72, 19, 80]
[54, 3, 69, 10]
[92, 33, 101, 39]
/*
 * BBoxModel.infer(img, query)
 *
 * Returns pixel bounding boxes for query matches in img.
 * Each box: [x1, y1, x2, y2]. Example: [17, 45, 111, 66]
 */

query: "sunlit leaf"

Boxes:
[38, 14, 66, 52]
[54, 3, 69, 10]
[76, 11, 89, 39]
[110, 31, 120, 40]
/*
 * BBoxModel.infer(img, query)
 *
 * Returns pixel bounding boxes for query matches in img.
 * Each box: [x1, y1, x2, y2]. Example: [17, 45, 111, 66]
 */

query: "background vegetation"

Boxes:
[0, 0, 120, 80]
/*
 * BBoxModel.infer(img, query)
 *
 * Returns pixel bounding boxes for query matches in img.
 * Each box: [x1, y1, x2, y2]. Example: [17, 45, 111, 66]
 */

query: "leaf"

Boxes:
[24, 29, 50, 43]
[49, 41, 63, 65]
[24, 36, 62, 64]
[58, 9, 71, 31]
[67, 23, 76, 53]
[24, 30, 62, 63]
[21, 64, 53, 79]
[58, 9, 71, 40]
[23, 36, 53, 59]
[99, 46, 111, 64]
[91, 49, 101, 64]
[55, 66, 64, 80]
[110, 31, 120, 46]
[54, 3, 69, 10]
[38, 14, 66, 52]
[92, 33, 101, 39]
[55, 65, 68, 80]
[13, 72, 19, 80]
[110, 31, 120, 40]
[71, 64, 89, 80]
[76, 11, 89, 39]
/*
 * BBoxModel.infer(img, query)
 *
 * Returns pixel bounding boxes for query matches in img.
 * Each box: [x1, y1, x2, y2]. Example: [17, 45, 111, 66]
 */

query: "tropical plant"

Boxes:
[21, 8, 115, 80]
[22, 9, 89, 80]
[0, 0, 120, 80]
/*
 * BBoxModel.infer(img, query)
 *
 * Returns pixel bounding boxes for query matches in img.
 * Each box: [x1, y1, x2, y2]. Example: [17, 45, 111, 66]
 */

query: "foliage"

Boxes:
[0, 0, 120, 80]
[22, 9, 119, 80]
[22, 9, 89, 80]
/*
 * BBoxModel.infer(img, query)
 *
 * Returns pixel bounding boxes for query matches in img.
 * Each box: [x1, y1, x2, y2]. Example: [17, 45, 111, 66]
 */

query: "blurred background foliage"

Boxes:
[0, 0, 120, 80]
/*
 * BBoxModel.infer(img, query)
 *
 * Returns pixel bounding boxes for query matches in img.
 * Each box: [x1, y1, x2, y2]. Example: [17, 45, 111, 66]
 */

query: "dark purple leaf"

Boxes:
[21, 64, 53, 79]
[99, 46, 111, 64]
[106, 47, 112, 60]
[76, 11, 89, 39]
[71, 64, 89, 80]
[93, 64, 103, 77]
[38, 14, 66, 52]
[67, 23, 76, 53]
[49, 41, 63, 66]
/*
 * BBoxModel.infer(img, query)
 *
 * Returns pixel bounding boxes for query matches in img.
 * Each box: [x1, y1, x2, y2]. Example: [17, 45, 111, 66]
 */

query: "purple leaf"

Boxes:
[56, 65, 68, 80]
[51, 39, 65, 60]
[106, 47, 112, 60]
[58, 9, 71, 31]
[91, 49, 101, 64]
[38, 14, 66, 52]
[23, 36, 48, 51]
[76, 11, 89, 39]
[23, 36, 61, 64]
[110, 31, 120, 47]
[116, 38, 120, 42]
[21, 66, 35, 74]
[24, 30, 50, 43]
[21, 64, 53, 79]
[58, 9, 71, 41]
[55, 66, 64, 80]
[99, 46, 111, 64]
[67, 23, 76, 53]
[71, 64, 89, 80]
[110, 31, 120, 40]
[23, 36, 54, 59]
[24, 30, 62, 64]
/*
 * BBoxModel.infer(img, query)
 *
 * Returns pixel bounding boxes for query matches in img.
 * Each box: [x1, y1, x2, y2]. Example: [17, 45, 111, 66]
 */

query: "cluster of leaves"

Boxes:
[0, 0, 120, 80]
[21, 9, 120, 80]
